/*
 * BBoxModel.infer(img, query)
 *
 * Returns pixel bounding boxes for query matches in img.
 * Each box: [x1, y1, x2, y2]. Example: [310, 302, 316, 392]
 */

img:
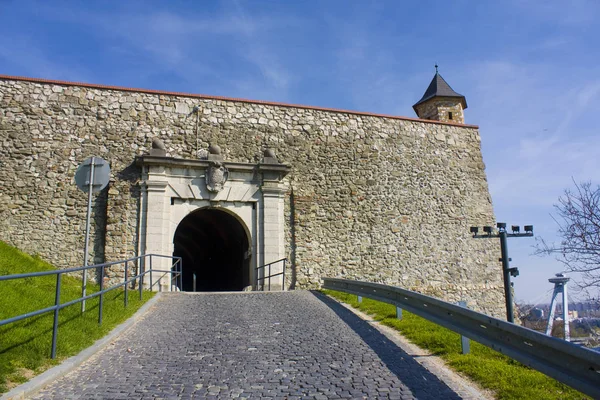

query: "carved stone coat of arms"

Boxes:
[206, 161, 229, 192]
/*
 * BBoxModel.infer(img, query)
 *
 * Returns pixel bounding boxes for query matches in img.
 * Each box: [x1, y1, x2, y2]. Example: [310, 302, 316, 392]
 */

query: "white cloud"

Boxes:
[22, 2, 298, 101]
[576, 81, 600, 108]
[512, 0, 600, 27]
[0, 35, 89, 81]
[466, 59, 600, 208]
[328, 16, 416, 115]
[464, 56, 600, 301]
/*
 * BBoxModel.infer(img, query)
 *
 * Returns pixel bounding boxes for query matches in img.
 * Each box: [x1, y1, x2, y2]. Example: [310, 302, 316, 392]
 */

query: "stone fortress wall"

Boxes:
[0, 76, 504, 317]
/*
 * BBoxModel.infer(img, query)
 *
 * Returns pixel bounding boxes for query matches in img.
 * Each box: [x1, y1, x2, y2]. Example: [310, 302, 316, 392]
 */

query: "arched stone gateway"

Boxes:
[174, 208, 250, 291]
[137, 149, 291, 291]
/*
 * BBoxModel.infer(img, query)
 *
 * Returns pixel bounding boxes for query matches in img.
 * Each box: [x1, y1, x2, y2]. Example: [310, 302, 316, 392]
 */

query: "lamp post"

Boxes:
[470, 223, 533, 323]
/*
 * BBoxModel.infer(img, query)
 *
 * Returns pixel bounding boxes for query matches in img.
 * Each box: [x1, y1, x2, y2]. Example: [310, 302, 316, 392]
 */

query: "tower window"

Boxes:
[448, 112, 453, 120]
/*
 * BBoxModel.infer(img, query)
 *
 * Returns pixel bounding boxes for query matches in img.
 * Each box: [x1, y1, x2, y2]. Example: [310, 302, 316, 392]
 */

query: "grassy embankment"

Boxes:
[0, 241, 154, 393]
[323, 289, 590, 400]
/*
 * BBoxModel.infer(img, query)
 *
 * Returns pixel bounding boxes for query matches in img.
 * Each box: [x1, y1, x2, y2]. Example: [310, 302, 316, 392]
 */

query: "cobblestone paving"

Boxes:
[33, 291, 468, 399]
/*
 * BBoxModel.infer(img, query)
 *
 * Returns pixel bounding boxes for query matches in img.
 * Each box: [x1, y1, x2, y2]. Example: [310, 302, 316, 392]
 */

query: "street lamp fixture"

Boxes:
[469, 223, 534, 323]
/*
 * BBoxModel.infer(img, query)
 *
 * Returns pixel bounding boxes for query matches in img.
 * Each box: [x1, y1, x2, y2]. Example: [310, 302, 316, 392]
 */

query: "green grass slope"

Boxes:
[0, 241, 154, 393]
[323, 290, 590, 400]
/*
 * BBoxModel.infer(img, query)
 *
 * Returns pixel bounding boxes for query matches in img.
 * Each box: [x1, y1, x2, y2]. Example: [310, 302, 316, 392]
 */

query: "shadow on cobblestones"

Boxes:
[313, 291, 461, 399]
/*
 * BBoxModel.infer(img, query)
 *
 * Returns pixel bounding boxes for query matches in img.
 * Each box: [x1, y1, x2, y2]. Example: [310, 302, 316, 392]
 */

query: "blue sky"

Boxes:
[1, 0, 599, 303]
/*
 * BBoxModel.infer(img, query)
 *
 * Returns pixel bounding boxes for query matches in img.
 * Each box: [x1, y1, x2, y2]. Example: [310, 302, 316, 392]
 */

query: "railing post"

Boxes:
[124, 260, 128, 307]
[396, 306, 403, 320]
[141, 255, 145, 290]
[268, 263, 271, 291]
[282, 259, 286, 291]
[171, 261, 176, 292]
[139, 263, 144, 301]
[149, 255, 153, 292]
[458, 301, 471, 354]
[193, 273, 196, 292]
[98, 266, 105, 324]
[256, 267, 260, 291]
[51, 274, 62, 359]
[176, 259, 179, 291]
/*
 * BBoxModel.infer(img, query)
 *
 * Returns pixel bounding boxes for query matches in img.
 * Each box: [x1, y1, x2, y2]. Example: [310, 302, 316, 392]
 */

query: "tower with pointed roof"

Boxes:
[413, 66, 467, 124]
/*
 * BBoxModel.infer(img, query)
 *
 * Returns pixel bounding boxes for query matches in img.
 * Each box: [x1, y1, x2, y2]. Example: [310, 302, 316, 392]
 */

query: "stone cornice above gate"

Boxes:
[261, 181, 288, 195]
[135, 155, 291, 180]
[144, 180, 169, 192]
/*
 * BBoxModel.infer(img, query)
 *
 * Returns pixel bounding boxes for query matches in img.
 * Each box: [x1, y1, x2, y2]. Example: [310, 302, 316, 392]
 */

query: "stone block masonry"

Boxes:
[0, 76, 504, 317]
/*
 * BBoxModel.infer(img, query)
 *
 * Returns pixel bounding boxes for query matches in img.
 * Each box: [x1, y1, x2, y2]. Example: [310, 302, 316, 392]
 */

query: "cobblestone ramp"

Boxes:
[33, 291, 466, 399]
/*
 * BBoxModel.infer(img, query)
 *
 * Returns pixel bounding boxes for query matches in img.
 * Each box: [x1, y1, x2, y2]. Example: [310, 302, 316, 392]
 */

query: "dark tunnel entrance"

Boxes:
[173, 208, 251, 292]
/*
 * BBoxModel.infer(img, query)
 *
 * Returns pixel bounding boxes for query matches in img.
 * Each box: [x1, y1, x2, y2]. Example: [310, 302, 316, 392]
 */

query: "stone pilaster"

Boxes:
[261, 181, 287, 290]
[142, 180, 170, 290]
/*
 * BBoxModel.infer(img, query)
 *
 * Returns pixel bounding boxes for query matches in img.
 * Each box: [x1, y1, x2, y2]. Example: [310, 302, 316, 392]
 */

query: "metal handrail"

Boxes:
[322, 278, 600, 399]
[0, 254, 182, 359]
[256, 258, 286, 291]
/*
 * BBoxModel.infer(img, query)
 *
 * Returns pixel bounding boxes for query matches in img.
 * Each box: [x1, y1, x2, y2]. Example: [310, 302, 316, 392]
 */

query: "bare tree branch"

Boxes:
[535, 181, 600, 290]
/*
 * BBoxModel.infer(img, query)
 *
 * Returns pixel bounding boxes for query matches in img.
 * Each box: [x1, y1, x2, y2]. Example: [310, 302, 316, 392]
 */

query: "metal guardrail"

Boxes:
[256, 258, 286, 291]
[322, 278, 600, 398]
[0, 254, 182, 359]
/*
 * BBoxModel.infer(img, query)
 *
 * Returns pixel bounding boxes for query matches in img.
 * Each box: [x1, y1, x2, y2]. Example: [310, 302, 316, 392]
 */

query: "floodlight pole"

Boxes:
[471, 224, 533, 323]
[498, 229, 513, 322]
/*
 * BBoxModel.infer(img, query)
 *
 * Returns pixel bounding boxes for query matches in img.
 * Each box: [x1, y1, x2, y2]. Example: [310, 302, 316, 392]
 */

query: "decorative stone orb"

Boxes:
[151, 137, 166, 150]
[208, 144, 221, 155]
[264, 148, 276, 158]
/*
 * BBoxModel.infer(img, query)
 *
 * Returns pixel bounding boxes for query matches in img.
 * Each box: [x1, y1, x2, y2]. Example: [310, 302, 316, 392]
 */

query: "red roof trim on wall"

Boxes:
[0, 74, 479, 129]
